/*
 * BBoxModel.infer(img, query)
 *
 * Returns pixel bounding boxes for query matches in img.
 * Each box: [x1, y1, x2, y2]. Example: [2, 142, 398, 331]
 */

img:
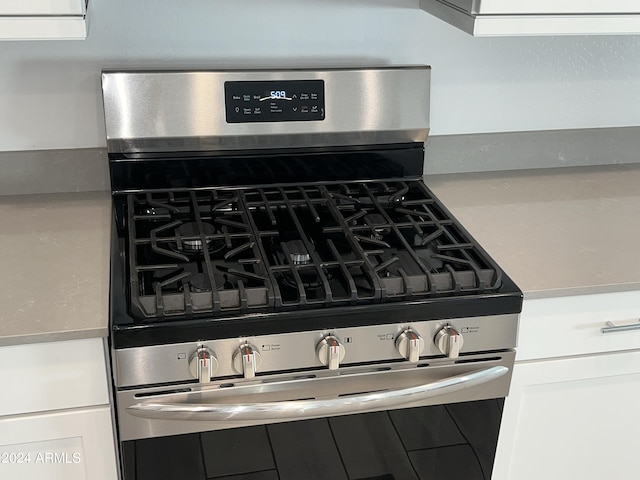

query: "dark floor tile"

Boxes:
[389, 405, 466, 451]
[267, 418, 348, 480]
[446, 399, 503, 478]
[354, 476, 396, 480]
[120, 441, 136, 480]
[214, 470, 279, 480]
[134, 433, 206, 480]
[409, 445, 484, 480]
[330, 412, 419, 480]
[201, 426, 275, 478]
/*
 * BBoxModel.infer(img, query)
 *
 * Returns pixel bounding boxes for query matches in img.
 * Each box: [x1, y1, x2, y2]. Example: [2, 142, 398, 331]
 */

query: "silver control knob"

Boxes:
[395, 328, 424, 362]
[434, 325, 464, 359]
[316, 335, 346, 370]
[188, 347, 218, 383]
[232, 343, 262, 378]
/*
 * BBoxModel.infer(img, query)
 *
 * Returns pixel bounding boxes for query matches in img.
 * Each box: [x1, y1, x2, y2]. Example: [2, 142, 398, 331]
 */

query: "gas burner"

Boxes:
[363, 213, 391, 239]
[173, 222, 224, 254]
[188, 272, 233, 292]
[281, 268, 326, 292]
[284, 240, 314, 265]
[187, 273, 211, 292]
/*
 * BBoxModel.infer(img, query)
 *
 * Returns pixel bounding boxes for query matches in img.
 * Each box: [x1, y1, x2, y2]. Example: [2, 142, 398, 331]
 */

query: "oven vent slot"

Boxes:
[454, 356, 502, 365]
[338, 389, 386, 397]
[261, 374, 317, 384]
[339, 366, 392, 376]
[134, 388, 192, 398]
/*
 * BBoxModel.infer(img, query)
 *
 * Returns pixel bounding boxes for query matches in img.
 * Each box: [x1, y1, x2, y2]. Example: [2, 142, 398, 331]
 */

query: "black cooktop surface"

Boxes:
[110, 176, 522, 348]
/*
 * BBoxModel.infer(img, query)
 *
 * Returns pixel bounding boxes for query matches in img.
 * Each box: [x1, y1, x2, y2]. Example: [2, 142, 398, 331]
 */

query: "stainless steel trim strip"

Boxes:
[127, 365, 507, 422]
[601, 319, 640, 334]
[101, 67, 431, 153]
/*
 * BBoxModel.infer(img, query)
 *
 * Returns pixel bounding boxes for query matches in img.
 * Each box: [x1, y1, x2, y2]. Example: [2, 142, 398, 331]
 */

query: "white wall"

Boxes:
[1, 0, 640, 151]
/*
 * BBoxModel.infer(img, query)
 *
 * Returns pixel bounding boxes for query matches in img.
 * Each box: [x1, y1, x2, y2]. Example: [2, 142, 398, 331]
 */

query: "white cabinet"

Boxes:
[0, 338, 118, 480]
[0, 0, 89, 40]
[420, 0, 640, 36]
[0, 407, 118, 480]
[493, 291, 640, 480]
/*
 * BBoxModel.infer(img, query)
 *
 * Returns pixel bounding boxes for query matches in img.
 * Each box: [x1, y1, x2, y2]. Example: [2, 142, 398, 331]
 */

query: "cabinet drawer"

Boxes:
[472, 0, 640, 15]
[0, 406, 118, 480]
[517, 291, 640, 361]
[0, 338, 109, 416]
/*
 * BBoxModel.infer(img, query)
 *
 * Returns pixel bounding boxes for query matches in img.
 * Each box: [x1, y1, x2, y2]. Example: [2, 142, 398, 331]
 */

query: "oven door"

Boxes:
[118, 352, 513, 480]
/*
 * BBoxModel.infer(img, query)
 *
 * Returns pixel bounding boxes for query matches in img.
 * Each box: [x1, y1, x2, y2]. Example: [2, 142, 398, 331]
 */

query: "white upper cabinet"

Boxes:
[0, 0, 89, 40]
[420, 0, 640, 36]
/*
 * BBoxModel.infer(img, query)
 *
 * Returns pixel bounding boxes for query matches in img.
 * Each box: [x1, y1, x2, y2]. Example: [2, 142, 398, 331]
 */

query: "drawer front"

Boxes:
[517, 290, 640, 361]
[0, 338, 109, 416]
[0, 406, 118, 480]
[477, 0, 640, 15]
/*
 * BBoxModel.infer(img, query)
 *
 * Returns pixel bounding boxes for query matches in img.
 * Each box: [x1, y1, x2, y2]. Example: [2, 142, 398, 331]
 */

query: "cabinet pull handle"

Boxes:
[601, 320, 640, 334]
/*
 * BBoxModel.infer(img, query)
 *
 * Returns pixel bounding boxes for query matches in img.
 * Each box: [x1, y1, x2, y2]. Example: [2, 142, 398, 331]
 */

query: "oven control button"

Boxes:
[395, 329, 424, 362]
[316, 335, 346, 370]
[232, 343, 262, 379]
[188, 347, 218, 383]
[434, 326, 464, 359]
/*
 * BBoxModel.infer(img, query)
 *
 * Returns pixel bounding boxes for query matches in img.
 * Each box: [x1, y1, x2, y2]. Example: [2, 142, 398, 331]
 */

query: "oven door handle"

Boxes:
[127, 365, 508, 422]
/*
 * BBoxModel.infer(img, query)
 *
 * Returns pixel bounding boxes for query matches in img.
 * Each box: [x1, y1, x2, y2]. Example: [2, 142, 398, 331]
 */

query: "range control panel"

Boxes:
[114, 314, 519, 388]
[225, 79, 325, 123]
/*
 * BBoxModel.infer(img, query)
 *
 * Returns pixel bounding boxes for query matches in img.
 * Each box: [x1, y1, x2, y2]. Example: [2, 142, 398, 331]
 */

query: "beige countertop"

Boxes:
[1, 163, 638, 346]
[426, 163, 640, 299]
[0, 191, 111, 346]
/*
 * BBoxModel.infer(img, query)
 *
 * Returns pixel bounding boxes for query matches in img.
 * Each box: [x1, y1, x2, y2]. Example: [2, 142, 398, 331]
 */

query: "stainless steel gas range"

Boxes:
[103, 67, 522, 480]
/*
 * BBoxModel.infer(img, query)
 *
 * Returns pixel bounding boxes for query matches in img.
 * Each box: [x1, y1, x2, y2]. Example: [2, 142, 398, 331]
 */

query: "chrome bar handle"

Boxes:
[127, 365, 508, 422]
[601, 320, 640, 334]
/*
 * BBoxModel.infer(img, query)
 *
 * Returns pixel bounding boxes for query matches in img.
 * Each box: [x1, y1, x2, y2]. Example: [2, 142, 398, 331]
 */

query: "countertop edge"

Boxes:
[523, 282, 640, 300]
[0, 327, 109, 347]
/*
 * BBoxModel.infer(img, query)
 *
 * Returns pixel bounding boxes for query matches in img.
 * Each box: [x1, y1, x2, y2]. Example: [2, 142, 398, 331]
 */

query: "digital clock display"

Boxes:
[225, 80, 325, 123]
[267, 90, 288, 100]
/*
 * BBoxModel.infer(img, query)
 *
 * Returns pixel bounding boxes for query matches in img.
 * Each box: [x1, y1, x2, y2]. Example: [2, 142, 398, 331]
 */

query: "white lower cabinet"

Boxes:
[0, 406, 118, 480]
[493, 350, 640, 480]
[0, 338, 118, 480]
[493, 291, 640, 480]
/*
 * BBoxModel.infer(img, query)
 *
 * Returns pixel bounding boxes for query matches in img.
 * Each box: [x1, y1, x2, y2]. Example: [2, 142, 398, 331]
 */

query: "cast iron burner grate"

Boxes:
[125, 181, 502, 320]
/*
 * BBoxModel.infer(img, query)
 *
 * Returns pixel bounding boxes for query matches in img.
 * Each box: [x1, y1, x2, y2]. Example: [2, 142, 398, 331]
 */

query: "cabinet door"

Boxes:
[420, 0, 640, 35]
[0, 406, 118, 480]
[492, 350, 640, 480]
[0, 1, 85, 15]
[474, 0, 640, 14]
[0, 0, 88, 40]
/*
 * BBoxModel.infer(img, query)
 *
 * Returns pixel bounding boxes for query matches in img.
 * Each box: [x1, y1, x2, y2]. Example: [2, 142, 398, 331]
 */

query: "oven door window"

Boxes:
[121, 398, 503, 480]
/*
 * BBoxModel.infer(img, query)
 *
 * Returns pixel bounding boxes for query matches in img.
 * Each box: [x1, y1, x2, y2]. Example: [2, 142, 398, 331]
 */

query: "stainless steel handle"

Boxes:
[127, 365, 508, 422]
[601, 320, 640, 334]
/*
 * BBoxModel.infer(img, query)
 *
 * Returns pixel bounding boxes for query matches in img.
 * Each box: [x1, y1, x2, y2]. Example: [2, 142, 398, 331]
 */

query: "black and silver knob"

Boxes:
[434, 325, 464, 359]
[395, 328, 424, 362]
[232, 343, 262, 378]
[316, 335, 346, 370]
[189, 347, 218, 383]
